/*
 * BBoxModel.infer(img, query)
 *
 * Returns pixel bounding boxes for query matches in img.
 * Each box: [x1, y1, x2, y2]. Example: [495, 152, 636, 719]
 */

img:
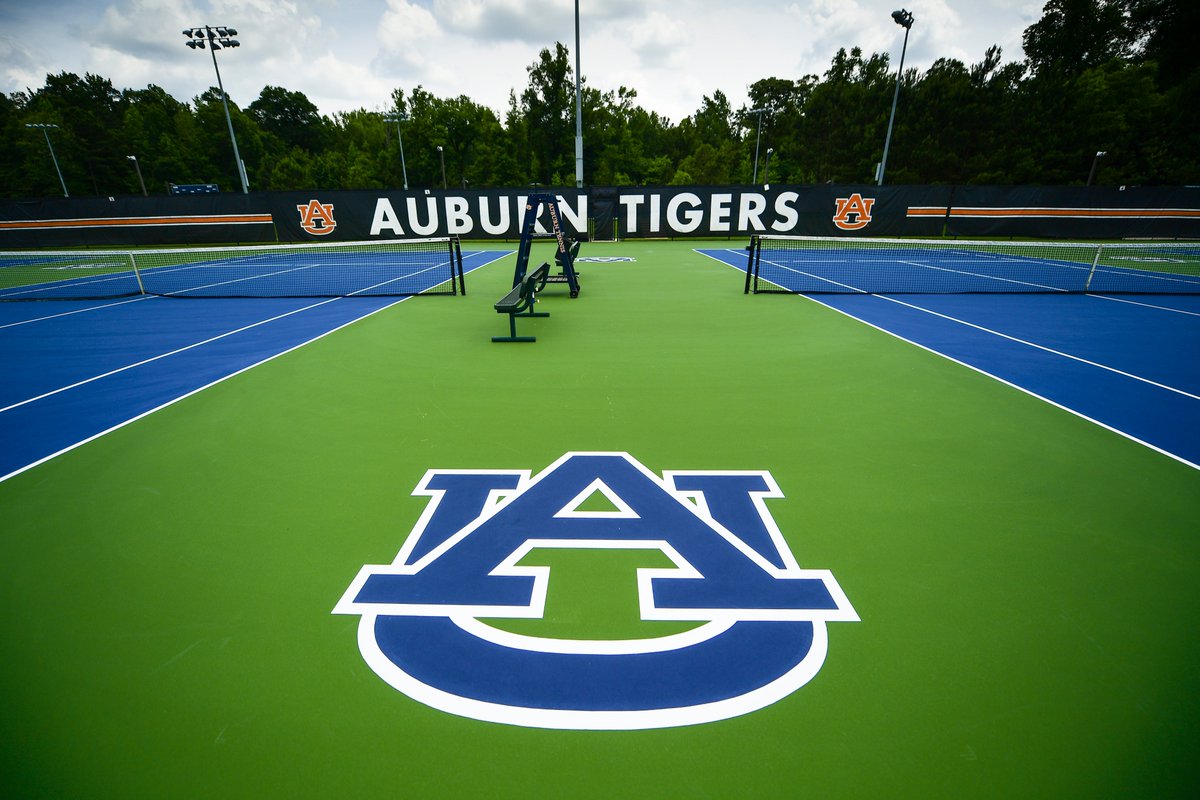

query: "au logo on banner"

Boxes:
[297, 199, 337, 236]
[832, 193, 875, 231]
[333, 452, 858, 730]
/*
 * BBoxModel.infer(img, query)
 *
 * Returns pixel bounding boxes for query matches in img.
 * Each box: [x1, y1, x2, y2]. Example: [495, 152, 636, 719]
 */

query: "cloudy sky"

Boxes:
[1, 0, 1046, 122]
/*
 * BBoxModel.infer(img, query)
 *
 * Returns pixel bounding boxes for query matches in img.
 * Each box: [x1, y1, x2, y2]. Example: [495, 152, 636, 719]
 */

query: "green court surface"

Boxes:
[2, 240, 1197, 798]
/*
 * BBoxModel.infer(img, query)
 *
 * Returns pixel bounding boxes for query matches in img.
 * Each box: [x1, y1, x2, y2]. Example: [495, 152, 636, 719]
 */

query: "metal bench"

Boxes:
[492, 263, 550, 342]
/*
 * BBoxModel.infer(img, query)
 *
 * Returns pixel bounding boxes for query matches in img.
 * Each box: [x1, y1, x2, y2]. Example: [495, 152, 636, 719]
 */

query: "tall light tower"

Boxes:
[877, 8, 914, 186]
[383, 112, 410, 190]
[747, 108, 768, 183]
[183, 26, 249, 194]
[25, 123, 68, 197]
[127, 155, 148, 196]
[573, 0, 584, 188]
[1086, 150, 1107, 186]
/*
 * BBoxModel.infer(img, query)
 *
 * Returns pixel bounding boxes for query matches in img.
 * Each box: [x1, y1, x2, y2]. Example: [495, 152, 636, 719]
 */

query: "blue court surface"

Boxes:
[0, 249, 510, 480]
[698, 247, 1200, 469]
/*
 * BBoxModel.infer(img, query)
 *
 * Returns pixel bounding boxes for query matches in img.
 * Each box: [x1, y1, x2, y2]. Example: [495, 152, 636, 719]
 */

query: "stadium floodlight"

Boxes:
[437, 145, 447, 189]
[127, 155, 148, 196]
[1087, 150, 1107, 186]
[574, 0, 583, 189]
[383, 112, 410, 190]
[747, 108, 769, 184]
[183, 24, 248, 193]
[25, 123, 68, 197]
[877, 8, 915, 186]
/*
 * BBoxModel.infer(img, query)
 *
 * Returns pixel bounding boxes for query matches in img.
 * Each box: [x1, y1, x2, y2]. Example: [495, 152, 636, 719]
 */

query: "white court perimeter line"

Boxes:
[697, 248, 1200, 471]
[0, 295, 410, 484]
[875, 294, 1199, 401]
[805, 294, 1200, 472]
[0, 250, 513, 484]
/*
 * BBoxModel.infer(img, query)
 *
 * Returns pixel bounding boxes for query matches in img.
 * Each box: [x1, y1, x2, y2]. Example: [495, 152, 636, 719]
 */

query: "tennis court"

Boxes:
[700, 239, 1200, 468]
[737, 235, 1200, 294]
[2, 238, 1198, 797]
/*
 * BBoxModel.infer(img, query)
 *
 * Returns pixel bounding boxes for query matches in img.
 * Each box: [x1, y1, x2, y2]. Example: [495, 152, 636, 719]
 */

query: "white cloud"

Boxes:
[0, 0, 1040, 122]
[430, 0, 649, 43]
[375, 0, 441, 73]
[627, 11, 687, 69]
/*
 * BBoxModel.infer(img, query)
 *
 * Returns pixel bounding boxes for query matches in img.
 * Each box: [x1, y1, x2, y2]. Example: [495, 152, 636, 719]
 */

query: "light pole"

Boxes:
[573, 0, 584, 188]
[436, 145, 447, 189]
[183, 26, 248, 194]
[25, 123, 68, 197]
[1087, 150, 1107, 186]
[383, 112, 410, 190]
[877, 8, 914, 186]
[748, 108, 768, 183]
[127, 155, 148, 196]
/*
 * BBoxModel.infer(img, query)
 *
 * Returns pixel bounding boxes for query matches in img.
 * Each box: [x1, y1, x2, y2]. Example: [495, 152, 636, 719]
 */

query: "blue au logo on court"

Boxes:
[333, 452, 858, 729]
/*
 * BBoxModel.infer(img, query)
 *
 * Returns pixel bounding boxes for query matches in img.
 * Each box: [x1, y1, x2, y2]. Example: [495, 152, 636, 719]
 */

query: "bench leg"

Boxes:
[492, 312, 536, 343]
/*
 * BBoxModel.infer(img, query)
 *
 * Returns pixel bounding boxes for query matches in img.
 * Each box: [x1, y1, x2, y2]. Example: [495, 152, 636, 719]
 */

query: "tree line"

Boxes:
[1, 0, 1195, 199]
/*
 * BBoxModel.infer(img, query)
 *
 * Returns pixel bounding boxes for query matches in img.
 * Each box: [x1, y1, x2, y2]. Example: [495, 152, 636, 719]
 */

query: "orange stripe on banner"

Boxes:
[0, 215, 274, 231]
[906, 207, 1200, 219]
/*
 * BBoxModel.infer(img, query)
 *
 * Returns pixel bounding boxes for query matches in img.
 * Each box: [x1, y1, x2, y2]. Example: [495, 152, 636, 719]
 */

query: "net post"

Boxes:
[130, 251, 147, 295]
[1084, 244, 1103, 292]
[452, 237, 466, 296]
[744, 236, 758, 294]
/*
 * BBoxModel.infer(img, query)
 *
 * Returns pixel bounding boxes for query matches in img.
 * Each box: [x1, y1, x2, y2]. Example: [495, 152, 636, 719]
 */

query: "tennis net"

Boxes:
[0, 237, 466, 300]
[744, 235, 1200, 294]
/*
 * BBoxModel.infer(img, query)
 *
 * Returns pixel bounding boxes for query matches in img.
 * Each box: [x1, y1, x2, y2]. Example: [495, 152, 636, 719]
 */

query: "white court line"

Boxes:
[705, 246, 1196, 398]
[697, 248, 1199, 471]
[0, 296, 409, 484]
[0, 248, 506, 331]
[0, 249, 513, 484]
[0, 294, 154, 329]
[803, 295, 1200, 472]
[874, 294, 1200, 401]
[1085, 293, 1200, 317]
[0, 297, 346, 414]
[1, 251, 510, 413]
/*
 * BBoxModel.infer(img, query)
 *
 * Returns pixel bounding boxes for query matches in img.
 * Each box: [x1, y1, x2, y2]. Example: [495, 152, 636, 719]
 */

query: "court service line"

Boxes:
[0, 295, 154, 329]
[875, 295, 1200, 401]
[1086, 293, 1200, 317]
[0, 297, 347, 414]
[897, 259, 1067, 292]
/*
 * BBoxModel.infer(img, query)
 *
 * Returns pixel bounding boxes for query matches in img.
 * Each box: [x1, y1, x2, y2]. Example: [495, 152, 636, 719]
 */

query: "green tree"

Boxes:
[803, 48, 894, 182]
[519, 43, 575, 184]
[1023, 0, 1132, 77]
[247, 86, 330, 154]
[1124, 0, 1200, 88]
